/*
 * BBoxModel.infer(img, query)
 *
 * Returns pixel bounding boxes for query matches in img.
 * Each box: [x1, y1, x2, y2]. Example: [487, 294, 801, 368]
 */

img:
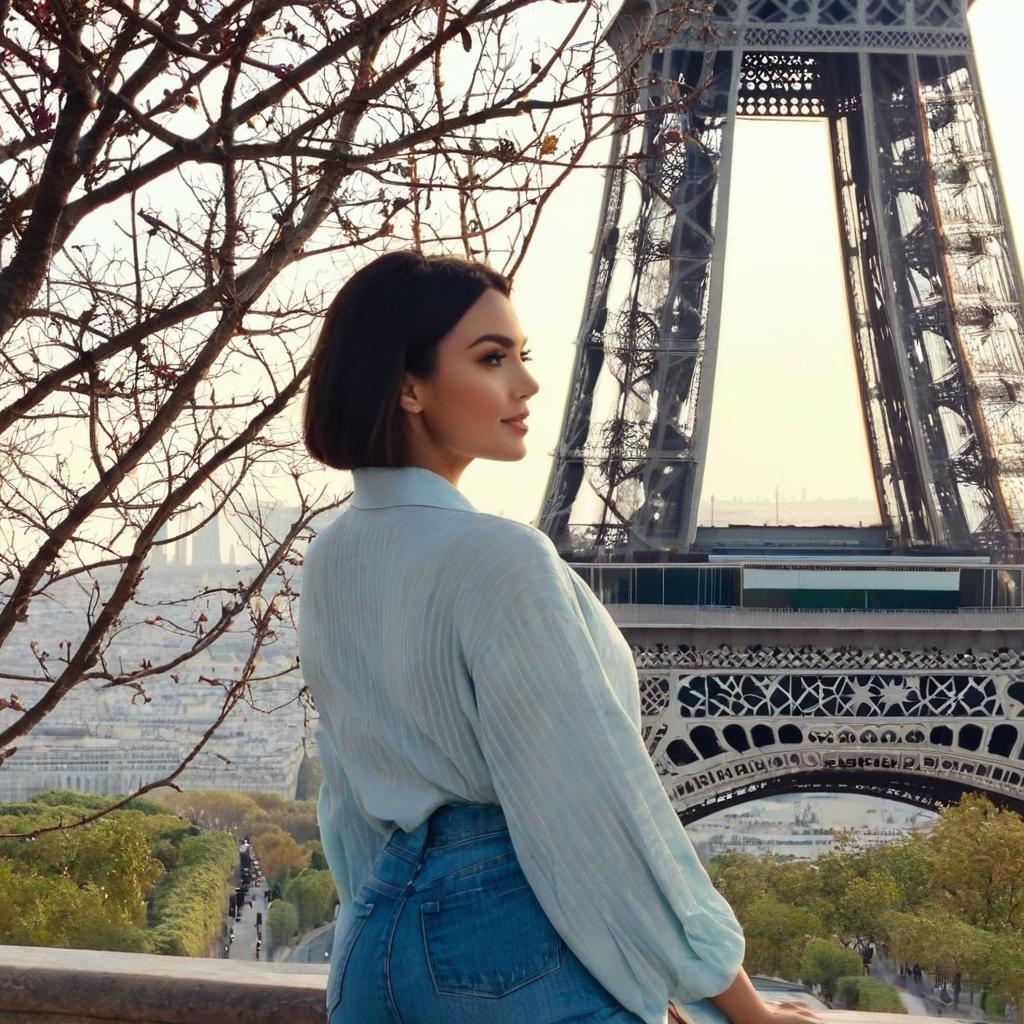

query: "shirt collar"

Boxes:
[350, 466, 479, 513]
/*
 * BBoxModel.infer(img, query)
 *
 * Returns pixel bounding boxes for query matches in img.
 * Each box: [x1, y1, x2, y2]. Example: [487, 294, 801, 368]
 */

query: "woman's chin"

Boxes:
[481, 442, 528, 462]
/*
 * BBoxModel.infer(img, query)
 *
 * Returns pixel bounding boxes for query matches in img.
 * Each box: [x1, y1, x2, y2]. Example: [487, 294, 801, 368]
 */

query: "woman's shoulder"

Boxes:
[445, 516, 574, 617]
[454, 512, 561, 567]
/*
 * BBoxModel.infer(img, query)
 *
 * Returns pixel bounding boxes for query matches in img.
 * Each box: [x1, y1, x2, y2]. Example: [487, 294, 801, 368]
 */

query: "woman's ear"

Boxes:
[397, 373, 424, 416]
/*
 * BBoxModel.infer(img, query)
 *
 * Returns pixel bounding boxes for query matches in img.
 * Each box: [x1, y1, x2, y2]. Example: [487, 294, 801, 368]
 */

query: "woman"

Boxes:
[298, 250, 823, 1024]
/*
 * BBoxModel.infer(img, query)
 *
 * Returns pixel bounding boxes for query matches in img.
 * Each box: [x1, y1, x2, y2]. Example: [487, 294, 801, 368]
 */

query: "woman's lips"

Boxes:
[502, 418, 528, 433]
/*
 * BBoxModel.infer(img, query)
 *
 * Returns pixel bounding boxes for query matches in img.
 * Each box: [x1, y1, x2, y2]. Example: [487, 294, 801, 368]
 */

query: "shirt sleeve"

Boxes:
[457, 523, 745, 1022]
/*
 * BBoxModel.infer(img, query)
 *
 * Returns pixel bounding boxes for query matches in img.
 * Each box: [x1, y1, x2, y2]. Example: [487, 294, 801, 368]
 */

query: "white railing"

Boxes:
[568, 562, 1024, 613]
[606, 604, 1024, 630]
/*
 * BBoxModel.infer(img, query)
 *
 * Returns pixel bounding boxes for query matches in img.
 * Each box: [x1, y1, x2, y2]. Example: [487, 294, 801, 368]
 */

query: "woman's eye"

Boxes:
[482, 349, 531, 365]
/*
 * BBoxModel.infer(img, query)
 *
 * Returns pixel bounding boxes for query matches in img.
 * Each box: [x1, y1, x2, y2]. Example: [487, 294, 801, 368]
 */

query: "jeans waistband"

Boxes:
[364, 803, 511, 897]
[387, 801, 508, 857]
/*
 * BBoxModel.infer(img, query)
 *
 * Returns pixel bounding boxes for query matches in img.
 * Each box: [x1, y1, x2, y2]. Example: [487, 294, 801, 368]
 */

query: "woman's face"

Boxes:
[398, 288, 539, 483]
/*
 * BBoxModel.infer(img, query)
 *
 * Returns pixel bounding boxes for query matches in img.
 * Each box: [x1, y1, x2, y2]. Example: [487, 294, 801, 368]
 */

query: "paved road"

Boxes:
[281, 921, 335, 964]
[217, 888, 271, 962]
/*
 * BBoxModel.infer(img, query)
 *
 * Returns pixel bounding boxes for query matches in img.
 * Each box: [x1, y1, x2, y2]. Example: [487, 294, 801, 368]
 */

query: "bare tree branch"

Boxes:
[0, 0, 702, 831]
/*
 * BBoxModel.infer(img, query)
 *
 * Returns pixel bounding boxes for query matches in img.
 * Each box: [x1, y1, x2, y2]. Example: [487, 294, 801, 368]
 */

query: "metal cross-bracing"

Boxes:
[632, 639, 1024, 821]
[539, 0, 1024, 560]
[539, 40, 737, 555]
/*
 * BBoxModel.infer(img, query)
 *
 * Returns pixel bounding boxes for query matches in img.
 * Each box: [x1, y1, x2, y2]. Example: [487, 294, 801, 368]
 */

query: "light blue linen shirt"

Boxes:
[298, 465, 744, 1024]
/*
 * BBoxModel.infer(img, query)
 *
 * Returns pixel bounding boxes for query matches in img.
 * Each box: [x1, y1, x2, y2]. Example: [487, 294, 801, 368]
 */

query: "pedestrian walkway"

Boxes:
[874, 952, 941, 1017]
[218, 888, 271, 962]
[874, 951, 991, 1021]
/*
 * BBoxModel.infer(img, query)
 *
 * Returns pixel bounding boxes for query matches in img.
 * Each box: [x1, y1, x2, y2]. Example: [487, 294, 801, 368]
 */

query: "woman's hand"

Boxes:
[759, 999, 826, 1024]
[710, 969, 828, 1024]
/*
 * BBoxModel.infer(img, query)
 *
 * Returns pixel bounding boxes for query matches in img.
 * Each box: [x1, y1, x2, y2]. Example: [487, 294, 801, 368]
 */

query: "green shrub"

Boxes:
[982, 992, 1007, 1018]
[0, 791, 235, 956]
[307, 841, 328, 872]
[284, 869, 338, 930]
[801, 939, 864, 1002]
[836, 976, 861, 1008]
[19, 789, 164, 815]
[267, 900, 299, 949]
[148, 831, 236, 957]
[857, 978, 906, 1012]
[836, 976, 906, 1013]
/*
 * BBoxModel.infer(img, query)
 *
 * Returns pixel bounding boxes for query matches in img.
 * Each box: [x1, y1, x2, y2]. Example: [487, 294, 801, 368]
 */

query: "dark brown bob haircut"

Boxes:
[302, 249, 510, 470]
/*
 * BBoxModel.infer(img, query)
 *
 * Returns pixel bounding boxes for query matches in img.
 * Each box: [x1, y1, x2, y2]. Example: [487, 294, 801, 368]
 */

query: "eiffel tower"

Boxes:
[539, 0, 1024, 562]
[536, 0, 1024, 819]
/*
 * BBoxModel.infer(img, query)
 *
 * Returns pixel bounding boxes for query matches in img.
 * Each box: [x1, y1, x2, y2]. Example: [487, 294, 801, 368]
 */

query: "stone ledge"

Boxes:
[0, 946, 948, 1024]
[0, 945, 327, 1024]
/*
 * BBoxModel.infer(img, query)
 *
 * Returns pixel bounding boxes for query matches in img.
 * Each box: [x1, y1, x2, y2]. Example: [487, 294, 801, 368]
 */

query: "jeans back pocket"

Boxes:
[326, 895, 375, 1017]
[420, 860, 563, 999]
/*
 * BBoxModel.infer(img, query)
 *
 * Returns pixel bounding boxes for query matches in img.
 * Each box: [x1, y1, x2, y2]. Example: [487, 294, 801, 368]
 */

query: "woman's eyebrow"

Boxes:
[467, 333, 528, 350]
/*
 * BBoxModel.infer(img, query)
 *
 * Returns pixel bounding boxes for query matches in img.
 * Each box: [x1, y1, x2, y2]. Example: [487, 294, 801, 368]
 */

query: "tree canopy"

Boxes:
[0, 789, 230, 953]
[709, 793, 1024, 1021]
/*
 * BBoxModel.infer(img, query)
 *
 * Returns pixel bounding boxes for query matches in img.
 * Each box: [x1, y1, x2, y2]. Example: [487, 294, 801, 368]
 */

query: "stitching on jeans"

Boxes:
[384, 843, 420, 865]
[326, 899, 375, 1019]
[366, 874, 405, 898]
[428, 824, 509, 849]
[419, 896, 564, 1000]
[419, 850, 518, 890]
[385, 879, 416, 1023]
[419, 901, 443, 1000]
[386, 824, 506, 862]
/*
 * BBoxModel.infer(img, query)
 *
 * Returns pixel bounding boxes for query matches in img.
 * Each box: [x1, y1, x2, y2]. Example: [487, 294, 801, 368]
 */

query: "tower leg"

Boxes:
[833, 49, 1020, 554]
[664, 48, 743, 552]
[630, 46, 740, 553]
[537, 88, 631, 548]
[827, 52, 935, 548]
[538, 45, 741, 557]
[916, 52, 1024, 554]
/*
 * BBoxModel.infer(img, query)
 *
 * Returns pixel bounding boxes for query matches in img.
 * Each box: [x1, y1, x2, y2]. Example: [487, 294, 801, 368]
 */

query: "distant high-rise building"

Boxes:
[151, 522, 169, 569]
[230, 505, 344, 566]
[192, 511, 222, 568]
[174, 531, 188, 567]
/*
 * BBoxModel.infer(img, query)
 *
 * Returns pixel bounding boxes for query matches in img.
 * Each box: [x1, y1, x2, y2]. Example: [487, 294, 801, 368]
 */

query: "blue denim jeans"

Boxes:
[327, 801, 645, 1023]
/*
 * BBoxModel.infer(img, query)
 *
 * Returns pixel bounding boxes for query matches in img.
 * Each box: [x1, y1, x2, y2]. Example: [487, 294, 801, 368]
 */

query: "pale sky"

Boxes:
[458, 0, 1024, 525]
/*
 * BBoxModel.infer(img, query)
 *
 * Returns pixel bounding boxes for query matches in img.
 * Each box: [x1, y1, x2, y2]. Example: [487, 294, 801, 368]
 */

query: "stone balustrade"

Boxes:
[0, 944, 949, 1024]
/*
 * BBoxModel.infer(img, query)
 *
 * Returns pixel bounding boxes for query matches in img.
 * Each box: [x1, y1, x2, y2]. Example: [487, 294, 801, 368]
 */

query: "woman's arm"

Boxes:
[456, 524, 747, 1017]
[710, 967, 770, 1024]
[710, 968, 823, 1024]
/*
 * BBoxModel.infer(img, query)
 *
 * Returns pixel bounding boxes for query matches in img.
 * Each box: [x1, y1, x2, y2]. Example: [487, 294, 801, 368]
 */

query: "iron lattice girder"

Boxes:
[657, 0, 971, 53]
[540, 0, 1024, 561]
[736, 52, 828, 116]
[633, 639, 1024, 822]
[675, 772, 1024, 825]
[703, 0, 971, 25]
